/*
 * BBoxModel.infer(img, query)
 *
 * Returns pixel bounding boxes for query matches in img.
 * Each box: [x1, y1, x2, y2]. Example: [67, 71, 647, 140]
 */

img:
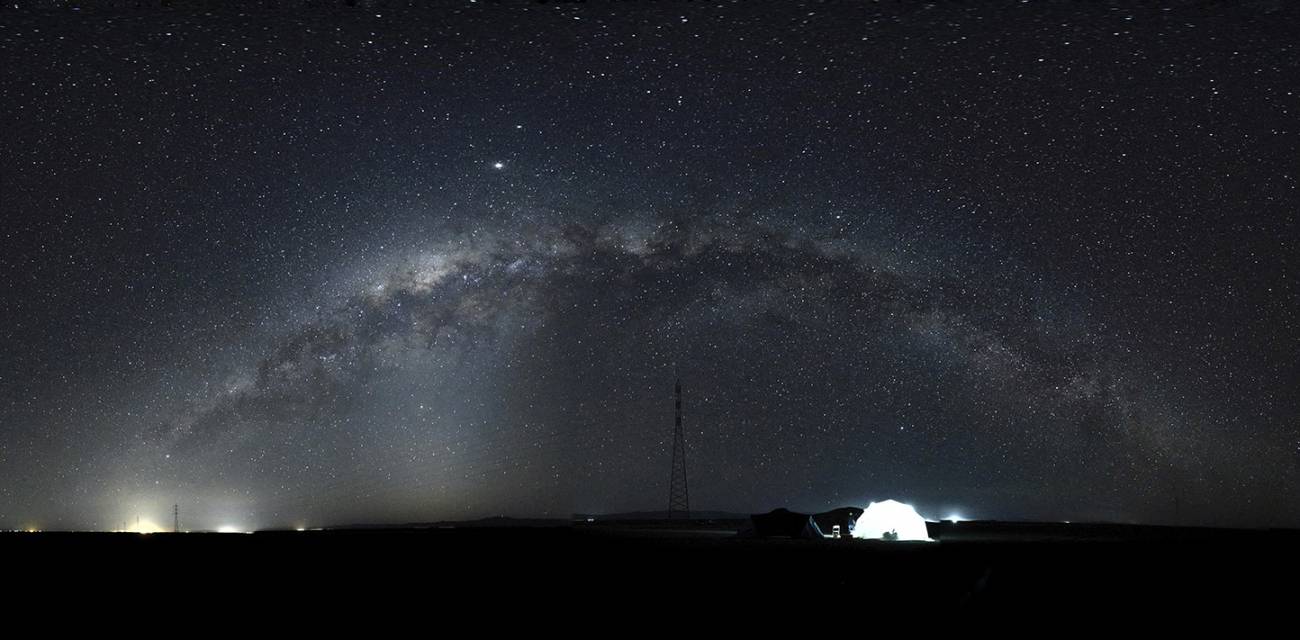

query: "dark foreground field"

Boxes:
[6, 521, 1297, 618]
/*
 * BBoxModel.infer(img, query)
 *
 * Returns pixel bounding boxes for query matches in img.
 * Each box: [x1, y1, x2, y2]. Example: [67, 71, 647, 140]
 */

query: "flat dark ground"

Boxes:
[6, 521, 1297, 618]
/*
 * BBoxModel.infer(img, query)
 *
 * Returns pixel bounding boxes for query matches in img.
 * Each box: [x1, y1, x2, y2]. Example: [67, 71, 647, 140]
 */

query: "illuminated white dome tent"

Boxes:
[852, 499, 931, 541]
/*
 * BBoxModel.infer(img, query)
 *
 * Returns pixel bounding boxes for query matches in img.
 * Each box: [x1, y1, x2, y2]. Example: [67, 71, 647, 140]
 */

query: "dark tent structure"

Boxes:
[812, 506, 864, 538]
[748, 508, 825, 539]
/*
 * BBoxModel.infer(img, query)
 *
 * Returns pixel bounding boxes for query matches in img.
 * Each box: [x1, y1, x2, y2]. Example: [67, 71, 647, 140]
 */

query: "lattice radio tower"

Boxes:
[667, 378, 690, 519]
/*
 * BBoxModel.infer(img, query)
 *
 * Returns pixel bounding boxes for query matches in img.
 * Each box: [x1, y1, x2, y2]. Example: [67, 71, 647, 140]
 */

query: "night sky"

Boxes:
[2, 0, 1297, 532]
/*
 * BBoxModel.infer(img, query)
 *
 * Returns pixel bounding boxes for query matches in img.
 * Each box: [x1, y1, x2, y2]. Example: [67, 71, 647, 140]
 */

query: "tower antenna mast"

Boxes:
[667, 377, 690, 519]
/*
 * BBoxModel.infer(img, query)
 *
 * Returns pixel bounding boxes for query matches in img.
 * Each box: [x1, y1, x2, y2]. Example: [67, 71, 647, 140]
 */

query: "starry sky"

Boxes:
[1, 0, 1297, 532]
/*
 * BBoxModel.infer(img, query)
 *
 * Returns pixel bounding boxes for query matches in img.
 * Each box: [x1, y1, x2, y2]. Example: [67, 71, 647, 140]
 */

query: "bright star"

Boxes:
[492, 162, 504, 169]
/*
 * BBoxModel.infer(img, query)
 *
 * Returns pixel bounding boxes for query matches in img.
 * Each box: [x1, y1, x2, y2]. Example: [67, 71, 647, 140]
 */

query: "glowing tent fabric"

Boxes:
[852, 499, 931, 541]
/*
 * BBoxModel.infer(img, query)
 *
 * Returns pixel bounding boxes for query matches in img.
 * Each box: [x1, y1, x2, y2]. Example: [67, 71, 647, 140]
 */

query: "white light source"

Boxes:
[217, 525, 242, 534]
[853, 499, 931, 541]
[945, 514, 965, 523]
[492, 162, 504, 170]
[126, 519, 163, 534]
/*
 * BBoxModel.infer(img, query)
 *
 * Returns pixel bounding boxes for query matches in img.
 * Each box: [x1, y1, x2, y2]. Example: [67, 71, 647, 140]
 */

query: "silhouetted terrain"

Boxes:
[6, 521, 1297, 617]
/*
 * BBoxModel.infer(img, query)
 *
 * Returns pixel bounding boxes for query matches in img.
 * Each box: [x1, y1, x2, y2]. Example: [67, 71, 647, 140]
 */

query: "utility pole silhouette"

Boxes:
[667, 378, 690, 519]
[173, 504, 179, 533]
